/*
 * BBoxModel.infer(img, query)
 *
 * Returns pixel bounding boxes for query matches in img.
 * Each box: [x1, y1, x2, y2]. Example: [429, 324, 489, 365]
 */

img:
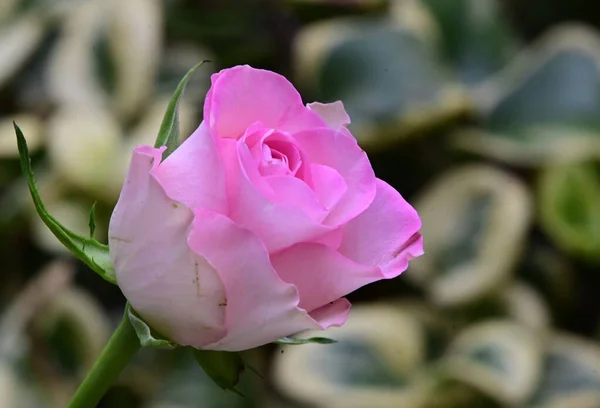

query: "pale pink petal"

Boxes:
[109, 146, 227, 348]
[310, 164, 347, 212]
[151, 122, 228, 213]
[188, 210, 349, 351]
[271, 243, 382, 312]
[309, 298, 351, 327]
[339, 179, 423, 277]
[294, 128, 376, 226]
[307, 101, 351, 132]
[219, 137, 333, 252]
[204, 65, 325, 139]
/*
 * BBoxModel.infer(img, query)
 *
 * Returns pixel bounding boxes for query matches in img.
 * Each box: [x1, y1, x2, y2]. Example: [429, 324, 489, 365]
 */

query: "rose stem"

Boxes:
[67, 309, 141, 408]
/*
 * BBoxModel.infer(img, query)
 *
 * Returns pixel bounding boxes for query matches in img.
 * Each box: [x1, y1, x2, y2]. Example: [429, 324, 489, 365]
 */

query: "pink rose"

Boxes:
[109, 65, 423, 351]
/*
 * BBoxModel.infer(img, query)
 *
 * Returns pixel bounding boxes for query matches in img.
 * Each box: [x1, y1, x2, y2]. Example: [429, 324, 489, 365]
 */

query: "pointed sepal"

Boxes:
[126, 304, 177, 349]
[154, 60, 209, 160]
[193, 349, 245, 394]
[88, 201, 97, 238]
[274, 336, 337, 345]
[15, 122, 117, 284]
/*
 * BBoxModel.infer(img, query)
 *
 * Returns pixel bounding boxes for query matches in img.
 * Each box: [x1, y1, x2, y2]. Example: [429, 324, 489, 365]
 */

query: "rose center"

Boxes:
[259, 139, 302, 177]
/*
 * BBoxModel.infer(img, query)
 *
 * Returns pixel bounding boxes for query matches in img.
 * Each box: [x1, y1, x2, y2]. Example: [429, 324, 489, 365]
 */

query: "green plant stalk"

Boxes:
[68, 308, 141, 408]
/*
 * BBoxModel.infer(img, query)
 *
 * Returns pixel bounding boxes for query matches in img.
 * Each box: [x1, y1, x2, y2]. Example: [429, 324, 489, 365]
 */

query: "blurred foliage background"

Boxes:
[2, 0, 600, 407]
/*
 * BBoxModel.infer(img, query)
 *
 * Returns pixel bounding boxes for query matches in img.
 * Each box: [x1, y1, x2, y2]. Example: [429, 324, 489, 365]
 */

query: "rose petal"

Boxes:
[265, 175, 328, 222]
[309, 298, 351, 328]
[271, 243, 382, 312]
[310, 163, 347, 211]
[204, 65, 325, 139]
[339, 179, 423, 277]
[188, 210, 350, 351]
[311, 228, 344, 249]
[219, 137, 333, 252]
[152, 122, 228, 213]
[307, 101, 351, 132]
[294, 128, 376, 226]
[109, 146, 227, 347]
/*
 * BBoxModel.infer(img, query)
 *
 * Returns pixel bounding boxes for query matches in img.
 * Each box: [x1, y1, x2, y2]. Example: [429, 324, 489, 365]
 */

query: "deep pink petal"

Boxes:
[109, 146, 227, 348]
[204, 65, 325, 139]
[339, 179, 423, 277]
[271, 243, 382, 312]
[152, 122, 228, 213]
[188, 210, 348, 351]
[293, 128, 376, 226]
[240, 121, 269, 149]
[219, 137, 333, 252]
[311, 228, 344, 249]
[244, 127, 310, 180]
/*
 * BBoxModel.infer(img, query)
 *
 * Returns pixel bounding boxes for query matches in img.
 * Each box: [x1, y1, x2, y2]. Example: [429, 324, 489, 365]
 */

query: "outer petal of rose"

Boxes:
[271, 243, 382, 312]
[109, 145, 227, 348]
[188, 209, 351, 351]
[307, 101, 351, 133]
[309, 298, 351, 327]
[271, 179, 422, 311]
[223, 137, 334, 252]
[204, 65, 325, 139]
[293, 128, 376, 227]
[338, 179, 424, 277]
[152, 122, 228, 213]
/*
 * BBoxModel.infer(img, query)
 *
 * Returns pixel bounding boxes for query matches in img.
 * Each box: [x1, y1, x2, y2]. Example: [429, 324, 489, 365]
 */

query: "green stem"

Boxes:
[68, 308, 141, 408]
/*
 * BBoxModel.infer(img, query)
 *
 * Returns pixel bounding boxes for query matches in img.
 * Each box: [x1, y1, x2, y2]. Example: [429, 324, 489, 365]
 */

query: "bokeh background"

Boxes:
[2, 0, 600, 406]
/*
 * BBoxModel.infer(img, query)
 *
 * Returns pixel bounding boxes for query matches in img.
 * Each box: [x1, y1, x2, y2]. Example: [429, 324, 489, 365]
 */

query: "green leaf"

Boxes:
[126, 304, 177, 349]
[151, 352, 256, 408]
[14, 123, 117, 285]
[88, 202, 97, 238]
[275, 336, 337, 345]
[193, 349, 245, 394]
[154, 60, 210, 160]
[243, 362, 264, 379]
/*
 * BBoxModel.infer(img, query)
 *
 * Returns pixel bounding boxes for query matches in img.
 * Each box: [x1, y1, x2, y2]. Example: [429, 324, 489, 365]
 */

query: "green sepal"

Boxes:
[154, 60, 210, 160]
[126, 304, 177, 349]
[88, 201, 97, 238]
[14, 123, 117, 285]
[242, 358, 264, 379]
[274, 336, 337, 345]
[193, 349, 245, 394]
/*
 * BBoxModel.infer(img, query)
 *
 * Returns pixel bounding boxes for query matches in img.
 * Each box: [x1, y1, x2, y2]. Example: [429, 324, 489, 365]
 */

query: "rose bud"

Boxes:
[109, 65, 423, 351]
